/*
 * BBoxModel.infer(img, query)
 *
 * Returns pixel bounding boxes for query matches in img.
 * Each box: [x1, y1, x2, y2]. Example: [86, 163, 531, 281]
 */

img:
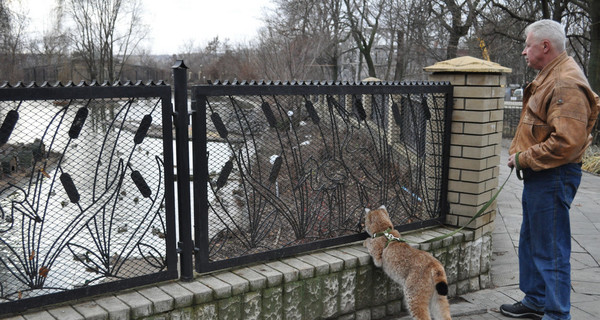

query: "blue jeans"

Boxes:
[519, 163, 582, 320]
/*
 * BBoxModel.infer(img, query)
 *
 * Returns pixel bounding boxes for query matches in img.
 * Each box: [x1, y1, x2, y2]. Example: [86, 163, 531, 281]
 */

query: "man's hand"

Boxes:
[508, 153, 516, 168]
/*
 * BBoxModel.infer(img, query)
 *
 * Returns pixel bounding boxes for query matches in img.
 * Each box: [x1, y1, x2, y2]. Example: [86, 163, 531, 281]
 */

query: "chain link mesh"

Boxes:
[0, 94, 171, 303]
[196, 88, 450, 266]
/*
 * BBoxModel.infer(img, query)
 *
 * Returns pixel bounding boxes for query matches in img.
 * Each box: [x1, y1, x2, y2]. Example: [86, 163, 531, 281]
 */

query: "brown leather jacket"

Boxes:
[509, 52, 600, 171]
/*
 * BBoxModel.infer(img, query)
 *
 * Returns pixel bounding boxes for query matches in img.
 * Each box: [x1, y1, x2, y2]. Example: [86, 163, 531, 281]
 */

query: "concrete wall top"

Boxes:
[424, 56, 512, 74]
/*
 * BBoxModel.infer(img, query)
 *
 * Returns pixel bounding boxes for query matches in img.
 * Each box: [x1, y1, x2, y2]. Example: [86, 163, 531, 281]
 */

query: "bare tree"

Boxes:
[380, 0, 402, 79]
[383, 0, 436, 80]
[62, 0, 148, 83]
[26, 3, 71, 82]
[486, 0, 599, 141]
[0, 0, 27, 82]
[586, 0, 599, 95]
[201, 37, 247, 80]
[0, 1, 8, 41]
[431, 0, 491, 59]
[261, 0, 349, 80]
[309, 0, 348, 81]
[0, 1, 11, 61]
[343, 0, 387, 79]
[253, 28, 324, 80]
[489, 0, 597, 90]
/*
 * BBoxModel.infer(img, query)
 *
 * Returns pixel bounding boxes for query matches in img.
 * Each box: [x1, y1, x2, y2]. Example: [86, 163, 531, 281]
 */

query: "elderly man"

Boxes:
[500, 19, 600, 320]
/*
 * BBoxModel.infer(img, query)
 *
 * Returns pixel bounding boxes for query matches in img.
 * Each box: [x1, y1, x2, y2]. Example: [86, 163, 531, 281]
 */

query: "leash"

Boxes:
[373, 167, 515, 245]
[515, 152, 524, 180]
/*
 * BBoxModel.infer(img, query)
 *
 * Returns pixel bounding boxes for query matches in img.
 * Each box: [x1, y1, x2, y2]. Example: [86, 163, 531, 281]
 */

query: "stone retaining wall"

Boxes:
[6, 227, 491, 320]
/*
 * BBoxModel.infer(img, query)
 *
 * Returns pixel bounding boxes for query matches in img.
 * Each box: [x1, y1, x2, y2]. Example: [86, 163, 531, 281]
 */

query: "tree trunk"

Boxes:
[364, 51, 377, 78]
[590, 0, 600, 144]
[330, 54, 339, 81]
[393, 30, 404, 81]
[355, 50, 362, 82]
[446, 32, 460, 59]
[589, 0, 599, 94]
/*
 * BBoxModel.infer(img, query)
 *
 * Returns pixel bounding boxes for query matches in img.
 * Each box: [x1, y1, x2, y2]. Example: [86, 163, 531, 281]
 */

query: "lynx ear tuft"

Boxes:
[364, 207, 371, 214]
[378, 205, 386, 210]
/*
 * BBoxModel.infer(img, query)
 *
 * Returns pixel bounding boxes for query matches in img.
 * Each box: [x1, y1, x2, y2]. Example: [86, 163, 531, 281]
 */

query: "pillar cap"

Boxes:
[424, 56, 511, 73]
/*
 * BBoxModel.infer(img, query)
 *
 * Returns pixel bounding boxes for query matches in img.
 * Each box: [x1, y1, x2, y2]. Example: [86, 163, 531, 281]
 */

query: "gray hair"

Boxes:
[524, 19, 566, 53]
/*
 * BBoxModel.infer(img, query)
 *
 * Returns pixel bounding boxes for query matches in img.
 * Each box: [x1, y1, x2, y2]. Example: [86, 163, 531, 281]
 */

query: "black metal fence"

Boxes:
[0, 63, 454, 315]
[502, 101, 522, 138]
[0, 81, 178, 315]
[190, 81, 454, 272]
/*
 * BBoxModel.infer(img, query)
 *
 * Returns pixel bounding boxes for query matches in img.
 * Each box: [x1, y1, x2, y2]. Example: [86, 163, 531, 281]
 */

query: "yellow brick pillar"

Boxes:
[424, 57, 511, 239]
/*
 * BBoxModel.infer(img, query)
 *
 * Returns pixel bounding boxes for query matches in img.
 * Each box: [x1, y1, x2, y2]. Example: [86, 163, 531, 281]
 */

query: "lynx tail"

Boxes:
[433, 268, 449, 296]
[435, 281, 448, 296]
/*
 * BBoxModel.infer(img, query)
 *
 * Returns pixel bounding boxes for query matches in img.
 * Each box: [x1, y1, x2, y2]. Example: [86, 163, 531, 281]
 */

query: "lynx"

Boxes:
[363, 206, 452, 320]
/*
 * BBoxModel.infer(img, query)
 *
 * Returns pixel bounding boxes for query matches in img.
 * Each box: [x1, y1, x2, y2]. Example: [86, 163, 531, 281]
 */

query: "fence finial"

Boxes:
[172, 60, 188, 69]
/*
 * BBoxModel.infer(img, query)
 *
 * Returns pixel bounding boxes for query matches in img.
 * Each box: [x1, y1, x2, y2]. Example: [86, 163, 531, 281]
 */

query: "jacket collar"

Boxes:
[532, 52, 569, 86]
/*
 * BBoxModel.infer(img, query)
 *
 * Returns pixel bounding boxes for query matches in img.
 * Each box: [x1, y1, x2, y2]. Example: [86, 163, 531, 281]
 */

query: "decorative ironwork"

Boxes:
[0, 75, 453, 314]
[192, 82, 453, 272]
[0, 83, 177, 315]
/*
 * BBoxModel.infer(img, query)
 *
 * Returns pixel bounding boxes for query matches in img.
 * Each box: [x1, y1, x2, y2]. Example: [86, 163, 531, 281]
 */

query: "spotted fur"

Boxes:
[363, 206, 452, 320]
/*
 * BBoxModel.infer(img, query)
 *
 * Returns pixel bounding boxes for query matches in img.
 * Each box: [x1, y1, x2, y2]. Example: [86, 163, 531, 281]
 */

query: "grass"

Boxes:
[582, 145, 600, 175]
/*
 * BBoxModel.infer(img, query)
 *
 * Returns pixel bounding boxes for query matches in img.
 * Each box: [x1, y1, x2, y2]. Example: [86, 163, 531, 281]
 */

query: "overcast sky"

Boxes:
[21, 0, 274, 55]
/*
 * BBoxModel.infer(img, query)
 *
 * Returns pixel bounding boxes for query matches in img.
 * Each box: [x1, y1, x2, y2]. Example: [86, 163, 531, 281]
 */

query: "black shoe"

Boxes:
[500, 302, 544, 319]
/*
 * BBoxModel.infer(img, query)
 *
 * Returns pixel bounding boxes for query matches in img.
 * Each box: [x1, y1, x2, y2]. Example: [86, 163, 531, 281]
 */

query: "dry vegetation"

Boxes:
[583, 145, 600, 175]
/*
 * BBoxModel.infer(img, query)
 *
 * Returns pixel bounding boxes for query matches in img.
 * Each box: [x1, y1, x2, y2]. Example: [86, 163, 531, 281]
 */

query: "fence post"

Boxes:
[172, 60, 194, 281]
[425, 56, 511, 239]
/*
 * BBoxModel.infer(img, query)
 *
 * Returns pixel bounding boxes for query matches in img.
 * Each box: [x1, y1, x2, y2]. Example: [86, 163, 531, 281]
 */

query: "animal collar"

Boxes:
[372, 227, 406, 247]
